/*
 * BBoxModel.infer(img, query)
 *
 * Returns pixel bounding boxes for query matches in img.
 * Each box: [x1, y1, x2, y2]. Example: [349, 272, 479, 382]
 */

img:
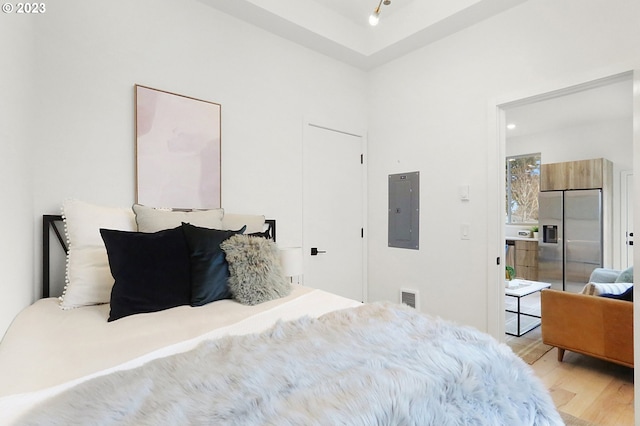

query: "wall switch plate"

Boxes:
[459, 184, 470, 201]
[461, 223, 470, 240]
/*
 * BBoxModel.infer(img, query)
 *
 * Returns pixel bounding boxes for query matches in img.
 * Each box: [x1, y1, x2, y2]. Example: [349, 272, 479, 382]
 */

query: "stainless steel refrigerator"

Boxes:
[538, 189, 603, 292]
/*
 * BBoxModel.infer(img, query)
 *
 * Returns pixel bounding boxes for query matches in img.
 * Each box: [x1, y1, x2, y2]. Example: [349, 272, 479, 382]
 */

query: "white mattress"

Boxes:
[0, 285, 361, 423]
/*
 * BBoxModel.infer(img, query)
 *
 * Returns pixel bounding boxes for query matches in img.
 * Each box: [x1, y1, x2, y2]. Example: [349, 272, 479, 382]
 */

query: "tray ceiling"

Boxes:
[197, 0, 527, 70]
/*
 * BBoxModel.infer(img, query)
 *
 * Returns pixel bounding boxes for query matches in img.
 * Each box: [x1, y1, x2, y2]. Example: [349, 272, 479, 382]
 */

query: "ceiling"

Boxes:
[196, 0, 633, 136]
[309, 0, 416, 26]
[505, 76, 633, 139]
[197, 0, 528, 70]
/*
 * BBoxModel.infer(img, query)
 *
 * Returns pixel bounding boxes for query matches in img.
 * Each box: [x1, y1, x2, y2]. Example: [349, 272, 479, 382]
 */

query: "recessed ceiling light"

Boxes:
[506, 123, 516, 130]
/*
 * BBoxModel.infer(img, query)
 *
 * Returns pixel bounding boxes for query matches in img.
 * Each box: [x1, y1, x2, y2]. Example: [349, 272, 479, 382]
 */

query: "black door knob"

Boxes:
[311, 247, 327, 256]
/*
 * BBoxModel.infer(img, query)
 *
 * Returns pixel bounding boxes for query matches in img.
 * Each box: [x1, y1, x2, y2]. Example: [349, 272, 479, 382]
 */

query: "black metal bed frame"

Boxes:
[41, 215, 276, 299]
[42, 215, 66, 298]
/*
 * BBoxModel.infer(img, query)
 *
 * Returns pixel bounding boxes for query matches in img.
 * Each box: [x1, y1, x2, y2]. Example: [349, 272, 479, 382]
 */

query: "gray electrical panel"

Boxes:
[388, 171, 419, 249]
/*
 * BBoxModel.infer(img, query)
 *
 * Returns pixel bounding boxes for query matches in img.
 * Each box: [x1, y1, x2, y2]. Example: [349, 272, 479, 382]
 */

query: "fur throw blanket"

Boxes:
[17, 303, 562, 425]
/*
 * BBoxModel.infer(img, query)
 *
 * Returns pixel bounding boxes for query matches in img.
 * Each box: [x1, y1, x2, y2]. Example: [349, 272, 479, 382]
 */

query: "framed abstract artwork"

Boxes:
[135, 85, 221, 209]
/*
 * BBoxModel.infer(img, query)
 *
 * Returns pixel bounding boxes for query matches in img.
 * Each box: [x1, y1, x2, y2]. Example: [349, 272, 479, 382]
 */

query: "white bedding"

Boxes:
[0, 285, 361, 423]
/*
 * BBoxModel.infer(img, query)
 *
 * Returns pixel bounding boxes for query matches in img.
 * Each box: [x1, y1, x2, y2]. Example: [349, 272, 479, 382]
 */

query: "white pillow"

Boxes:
[581, 282, 633, 296]
[221, 213, 266, 234]
[60, 199, 137, 309]
[133, 204, 224, 232]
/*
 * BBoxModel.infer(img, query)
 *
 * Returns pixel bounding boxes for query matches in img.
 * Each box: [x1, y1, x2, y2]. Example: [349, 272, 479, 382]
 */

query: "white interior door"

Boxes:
[303, 123, 365, 301]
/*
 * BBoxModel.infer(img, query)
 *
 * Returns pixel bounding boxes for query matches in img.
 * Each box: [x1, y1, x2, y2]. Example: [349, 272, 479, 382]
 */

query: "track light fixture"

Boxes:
[369, 0, 391, 26]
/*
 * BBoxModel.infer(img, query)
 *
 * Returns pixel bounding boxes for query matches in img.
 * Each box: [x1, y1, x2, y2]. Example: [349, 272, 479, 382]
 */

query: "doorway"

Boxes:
[487, 70, 636, 340]
[503, 74, 633, 282]
[622, 170, 634, 269]
[302, 121, 367, 301]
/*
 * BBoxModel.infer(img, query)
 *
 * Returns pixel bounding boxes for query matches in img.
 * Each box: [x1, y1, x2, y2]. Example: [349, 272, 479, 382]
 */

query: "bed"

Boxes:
[0, 200, 563, 425]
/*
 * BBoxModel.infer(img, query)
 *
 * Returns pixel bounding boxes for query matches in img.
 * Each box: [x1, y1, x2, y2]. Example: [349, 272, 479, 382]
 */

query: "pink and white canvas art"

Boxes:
[135, 85, 221, 209]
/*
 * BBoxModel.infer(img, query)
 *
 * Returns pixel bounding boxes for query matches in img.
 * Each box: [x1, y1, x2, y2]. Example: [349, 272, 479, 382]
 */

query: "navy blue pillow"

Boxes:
[181, 222, 246, 307]
[601, 286, 633, 302]
[100, 227, 191, 322]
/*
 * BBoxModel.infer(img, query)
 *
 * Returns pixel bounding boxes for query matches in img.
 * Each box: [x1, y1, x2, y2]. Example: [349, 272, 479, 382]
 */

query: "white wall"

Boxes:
[1, 0, 367, 336]
[0, 16, 35, 337]
[366, 0, 640, 330]
[3, 0, 639, 339]
[507, 116, 634, 270]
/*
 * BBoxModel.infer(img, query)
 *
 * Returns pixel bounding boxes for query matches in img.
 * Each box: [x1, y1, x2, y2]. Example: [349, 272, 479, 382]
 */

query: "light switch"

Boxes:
[459, 184, 470, 201]
[461, 223, 470, 240]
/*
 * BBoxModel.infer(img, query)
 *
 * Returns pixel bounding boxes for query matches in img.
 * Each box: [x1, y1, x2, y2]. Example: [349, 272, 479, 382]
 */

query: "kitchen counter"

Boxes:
[506, 236, 538, 242]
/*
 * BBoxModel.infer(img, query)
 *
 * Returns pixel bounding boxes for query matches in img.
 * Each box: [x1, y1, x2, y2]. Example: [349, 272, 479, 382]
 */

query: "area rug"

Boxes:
[506, 326, 553, 365]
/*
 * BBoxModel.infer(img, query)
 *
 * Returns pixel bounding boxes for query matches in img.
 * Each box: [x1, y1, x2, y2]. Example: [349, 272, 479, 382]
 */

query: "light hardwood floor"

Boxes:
[505, 291, 634, 424]
[530, 345, 634, 425]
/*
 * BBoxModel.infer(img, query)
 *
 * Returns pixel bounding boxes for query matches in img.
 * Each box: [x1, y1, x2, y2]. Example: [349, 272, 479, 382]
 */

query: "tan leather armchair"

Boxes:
[540, 289, 633, 368]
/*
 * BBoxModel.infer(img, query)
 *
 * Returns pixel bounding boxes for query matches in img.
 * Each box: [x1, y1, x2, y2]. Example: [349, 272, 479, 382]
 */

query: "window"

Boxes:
[506, 154, 540, 224]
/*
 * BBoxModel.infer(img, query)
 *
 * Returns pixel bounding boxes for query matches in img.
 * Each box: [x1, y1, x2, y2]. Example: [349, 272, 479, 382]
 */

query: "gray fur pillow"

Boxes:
[221, 234, 291, 305]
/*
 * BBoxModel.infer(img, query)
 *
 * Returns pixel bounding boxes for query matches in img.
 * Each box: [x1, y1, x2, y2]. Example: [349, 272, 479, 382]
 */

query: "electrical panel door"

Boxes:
[388, 171, 419, 249]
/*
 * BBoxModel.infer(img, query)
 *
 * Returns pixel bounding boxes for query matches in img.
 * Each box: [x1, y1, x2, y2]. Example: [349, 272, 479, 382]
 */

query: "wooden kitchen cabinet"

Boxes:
[540, 158, 612, 191]
[515, 240, 538, 281]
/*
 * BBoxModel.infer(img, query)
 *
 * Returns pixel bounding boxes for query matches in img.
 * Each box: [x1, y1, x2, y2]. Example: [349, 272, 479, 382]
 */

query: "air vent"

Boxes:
[400, 288, 419, 310]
